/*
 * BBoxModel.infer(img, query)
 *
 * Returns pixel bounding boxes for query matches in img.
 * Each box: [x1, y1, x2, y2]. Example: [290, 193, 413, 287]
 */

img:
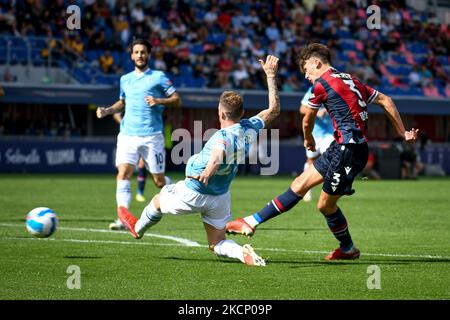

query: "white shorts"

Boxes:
[159, 180, 231, 229]
[306, 135, 335, 159]
[115, 132, 165, 174]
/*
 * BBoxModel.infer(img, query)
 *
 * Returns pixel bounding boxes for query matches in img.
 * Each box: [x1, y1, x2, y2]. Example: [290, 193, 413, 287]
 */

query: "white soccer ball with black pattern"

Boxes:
[26, 207, 58, 238]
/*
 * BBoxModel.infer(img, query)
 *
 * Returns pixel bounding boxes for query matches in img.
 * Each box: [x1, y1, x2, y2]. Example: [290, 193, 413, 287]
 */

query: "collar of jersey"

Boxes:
[134, 68, 152, 77]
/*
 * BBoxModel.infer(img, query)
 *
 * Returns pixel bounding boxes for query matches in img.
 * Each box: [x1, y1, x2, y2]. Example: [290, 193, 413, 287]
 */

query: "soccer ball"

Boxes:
[26, 207, 58, 238]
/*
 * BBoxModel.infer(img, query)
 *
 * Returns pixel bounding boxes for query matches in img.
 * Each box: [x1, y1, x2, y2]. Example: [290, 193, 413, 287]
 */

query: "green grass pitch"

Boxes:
[0, 173, 449, 299]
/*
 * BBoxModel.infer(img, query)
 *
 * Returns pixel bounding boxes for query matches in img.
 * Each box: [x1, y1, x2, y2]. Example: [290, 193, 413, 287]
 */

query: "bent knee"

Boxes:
[316, 201, 336, 215]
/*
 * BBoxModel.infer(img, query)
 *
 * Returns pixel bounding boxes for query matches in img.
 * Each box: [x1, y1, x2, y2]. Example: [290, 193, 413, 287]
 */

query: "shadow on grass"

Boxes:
[268, 257, 450, 268]
[161, 256, 450, 267]
[63, 256, 103, 259]
[257, 227, 325, 232]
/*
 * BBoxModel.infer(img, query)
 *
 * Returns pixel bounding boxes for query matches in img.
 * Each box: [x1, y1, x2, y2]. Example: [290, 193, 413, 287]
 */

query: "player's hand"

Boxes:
[304, 136, 316, 152]
[145, 96, 160, 107]
[404, 128, 419, 143]
[96, 107, 108, 119]
[187, 174, 209, 186]
[259, 55, 279, 78]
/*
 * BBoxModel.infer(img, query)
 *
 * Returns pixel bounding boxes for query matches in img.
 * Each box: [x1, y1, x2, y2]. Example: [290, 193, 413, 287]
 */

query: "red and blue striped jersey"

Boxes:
[307, 67, 379, 144]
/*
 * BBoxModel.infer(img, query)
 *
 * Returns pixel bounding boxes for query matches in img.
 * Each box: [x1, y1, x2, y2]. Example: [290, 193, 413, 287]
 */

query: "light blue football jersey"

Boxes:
[185, 116, 265, 195]
[119, 69, 176, 136]
[301, 87, 334, 139]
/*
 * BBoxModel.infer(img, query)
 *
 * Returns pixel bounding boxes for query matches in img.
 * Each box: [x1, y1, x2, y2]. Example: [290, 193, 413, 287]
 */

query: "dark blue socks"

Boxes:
[137, 167, 147, 195]
[325, 207, 354, 252]
[252, 188, 302, 224]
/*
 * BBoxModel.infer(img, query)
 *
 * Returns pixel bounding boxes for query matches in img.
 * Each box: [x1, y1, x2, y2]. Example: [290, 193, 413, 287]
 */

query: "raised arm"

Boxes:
[256, 55, 280, 126]
[96, 99, 125, 119]
[373, 92, 419, 143]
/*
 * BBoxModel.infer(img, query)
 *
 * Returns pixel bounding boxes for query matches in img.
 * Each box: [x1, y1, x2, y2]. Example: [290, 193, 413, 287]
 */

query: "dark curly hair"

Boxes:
[296, 43, 331, 73]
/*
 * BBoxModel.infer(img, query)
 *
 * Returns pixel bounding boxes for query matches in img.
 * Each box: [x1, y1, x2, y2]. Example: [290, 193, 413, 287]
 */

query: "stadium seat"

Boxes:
[10, 48, 27, 65]
[194, 77, 206, 88]
[407, 42, 428, 54]
[340, 40, 357, 51]
[0, 48, 6, 64]
[85, 50, 99, 62]
[189, 44, 203, 55]
[31, 49, 43, 66]
[391, 54, 409, 65]
[336, 28, 352, 39]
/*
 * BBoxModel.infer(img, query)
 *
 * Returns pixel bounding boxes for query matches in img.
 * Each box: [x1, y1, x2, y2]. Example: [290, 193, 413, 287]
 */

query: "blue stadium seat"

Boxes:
[391, 54, 408, 65]
[184, 75, 196, 87]
[190, 43, 203, 55]
[437, 55, 448, 66]
[58, 59, 70, 70]
[85, 50, 99, 62]
[31, 49, 43, 66]
[9, 37, 26, 47]
[340, 40, 357, 51]
[111, 51, 120, 65]
[336, 28, 352, 39]
[107, 75, 120, 86]
[407, 42, 428, 54]
[95, 74, 109, 85]
[28, 38, 46, 50]
[0, 48, 6, 64]
[179, 64, 192, 76]
[73, 69, 90, 84]
[193, 77, 205, 88]
[10, 48, 27, 64]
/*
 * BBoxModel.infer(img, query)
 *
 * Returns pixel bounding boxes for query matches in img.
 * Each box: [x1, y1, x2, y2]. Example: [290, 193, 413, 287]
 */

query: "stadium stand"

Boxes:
[1, 0, 450, 177]
[0, 0, 448, 95]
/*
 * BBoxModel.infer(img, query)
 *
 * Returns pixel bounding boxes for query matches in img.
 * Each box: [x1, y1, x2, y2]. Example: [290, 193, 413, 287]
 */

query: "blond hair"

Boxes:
[219, 91, 244, 120]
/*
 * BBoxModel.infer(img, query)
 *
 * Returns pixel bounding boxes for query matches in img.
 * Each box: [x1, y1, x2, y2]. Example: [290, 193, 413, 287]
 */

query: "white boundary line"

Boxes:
[3, 236, 207, 248]
[0, 223, 201, 247]
[1, 223, 449, 260]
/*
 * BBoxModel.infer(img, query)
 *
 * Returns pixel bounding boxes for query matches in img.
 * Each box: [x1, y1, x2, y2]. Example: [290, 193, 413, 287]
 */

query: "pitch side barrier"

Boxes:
[0, 136, 449, 176]
[2, 84, 450, 114]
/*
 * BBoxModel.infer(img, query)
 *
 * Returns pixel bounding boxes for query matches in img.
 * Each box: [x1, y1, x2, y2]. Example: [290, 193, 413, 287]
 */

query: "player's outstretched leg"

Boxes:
[226, 187, 302, 237]
[117, 206, 141, 239]
[318, 192, 360, 260]
[205, 223, 266, 266]
[226, 165, 323, 237]
[134, 196, 163, 237]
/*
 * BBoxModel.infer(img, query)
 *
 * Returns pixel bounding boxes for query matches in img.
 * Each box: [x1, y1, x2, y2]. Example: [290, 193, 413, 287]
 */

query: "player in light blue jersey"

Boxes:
[118, 55, 281, 266]
[96, 39, 181, 231]
[299, 87, 334, 201]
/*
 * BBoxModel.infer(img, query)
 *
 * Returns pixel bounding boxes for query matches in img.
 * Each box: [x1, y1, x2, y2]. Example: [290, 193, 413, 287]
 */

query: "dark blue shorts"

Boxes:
[313, 141, 368, 196]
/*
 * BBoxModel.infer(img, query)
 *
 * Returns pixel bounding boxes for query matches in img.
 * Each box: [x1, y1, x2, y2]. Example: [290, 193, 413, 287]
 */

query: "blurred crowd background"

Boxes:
[1, 0, 449, 96]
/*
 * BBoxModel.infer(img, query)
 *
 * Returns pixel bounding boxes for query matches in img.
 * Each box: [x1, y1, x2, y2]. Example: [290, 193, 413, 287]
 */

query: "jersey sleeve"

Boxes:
[248, 116, 265, 130]
[119, 76, 125, 100]
[363, 83, 379, 104]
[308, 81, 327, 109]
[159, 72, 176, 97]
